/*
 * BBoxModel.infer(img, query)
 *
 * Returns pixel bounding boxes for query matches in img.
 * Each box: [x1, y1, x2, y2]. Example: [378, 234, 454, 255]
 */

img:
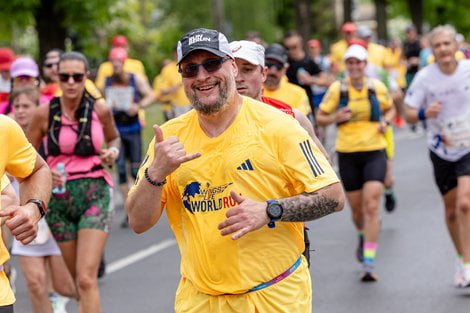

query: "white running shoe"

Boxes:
[454, 259, 465, 287]
[49, 292, 69, 313]
[460, 266, 470, 288]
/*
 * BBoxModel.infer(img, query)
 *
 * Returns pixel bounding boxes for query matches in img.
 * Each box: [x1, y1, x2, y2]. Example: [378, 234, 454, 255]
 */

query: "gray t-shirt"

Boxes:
[405, 60, 470, 161]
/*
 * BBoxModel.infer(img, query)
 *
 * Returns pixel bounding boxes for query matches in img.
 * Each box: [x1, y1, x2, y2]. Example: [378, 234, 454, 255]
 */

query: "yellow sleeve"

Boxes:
[95, 62, 113, 90]
[319, 81, 341, 114]
[5, 118, 36, 179]
[124, 59, 148, 83]
[374, 80, 393, 110]
[85, 79, 103, 99]
[276, 119, 339, 194]
[298, 92, 311, 115]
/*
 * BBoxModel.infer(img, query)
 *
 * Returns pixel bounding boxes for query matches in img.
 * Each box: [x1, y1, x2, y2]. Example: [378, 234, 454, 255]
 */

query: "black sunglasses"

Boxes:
[58, 73, 85, 83]
[266, 62, 284, 71]
[43, 62, 57, 68]
[179, 57, 227, 78]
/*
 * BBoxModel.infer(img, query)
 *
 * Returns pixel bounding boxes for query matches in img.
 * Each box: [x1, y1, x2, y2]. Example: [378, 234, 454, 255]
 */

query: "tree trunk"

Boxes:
[212, 0, 226, 34]
[343, 0, 353, 22]
[34, 0, 67, 65]
[375, 0, 388, 41]
[407, 0, 423, 34]
[294, 0, 312, 42]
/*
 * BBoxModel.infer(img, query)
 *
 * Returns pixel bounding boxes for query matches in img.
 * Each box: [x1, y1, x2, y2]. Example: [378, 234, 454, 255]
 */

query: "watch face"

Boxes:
[268, 203, 283, 219]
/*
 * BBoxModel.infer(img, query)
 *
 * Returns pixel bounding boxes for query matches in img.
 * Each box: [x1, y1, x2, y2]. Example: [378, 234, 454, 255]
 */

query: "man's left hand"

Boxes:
[218, 190, 270, 240]
[0, 203, 39, 244]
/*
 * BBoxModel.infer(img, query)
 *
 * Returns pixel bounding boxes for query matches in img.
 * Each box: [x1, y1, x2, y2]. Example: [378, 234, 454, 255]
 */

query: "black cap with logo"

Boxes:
[265, 43, 288, 64]
[177, 28, 234, 64]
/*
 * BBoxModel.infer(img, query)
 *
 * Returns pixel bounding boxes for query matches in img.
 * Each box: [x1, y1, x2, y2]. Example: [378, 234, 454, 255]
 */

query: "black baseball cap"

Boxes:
[265, 43, 288, 64]
[177, 28, 234, 64]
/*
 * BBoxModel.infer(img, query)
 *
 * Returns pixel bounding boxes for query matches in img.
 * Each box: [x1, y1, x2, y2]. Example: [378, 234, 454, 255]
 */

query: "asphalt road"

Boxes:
[10, 126, 470, 313]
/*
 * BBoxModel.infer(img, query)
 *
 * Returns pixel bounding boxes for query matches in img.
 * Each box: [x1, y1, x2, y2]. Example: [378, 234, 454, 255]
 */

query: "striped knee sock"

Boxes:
[363, 242, 378, 269]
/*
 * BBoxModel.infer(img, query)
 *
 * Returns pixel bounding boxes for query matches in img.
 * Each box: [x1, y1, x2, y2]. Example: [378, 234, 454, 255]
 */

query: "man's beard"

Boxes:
[264, 74, 280, 89]
[189, 76, 235, 115]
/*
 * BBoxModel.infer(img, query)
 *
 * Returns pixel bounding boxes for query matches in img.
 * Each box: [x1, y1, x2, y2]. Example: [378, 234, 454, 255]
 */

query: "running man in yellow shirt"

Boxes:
[262, 44, 312, 116]
[0, 115, 52, 312]
[126, 28, 345, 313]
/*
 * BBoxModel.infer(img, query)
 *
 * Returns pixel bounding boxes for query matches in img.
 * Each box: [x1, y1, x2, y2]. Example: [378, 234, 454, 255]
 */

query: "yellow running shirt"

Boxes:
[263, 77, 311, 115]
[131, 96, 338, 295]
[153, 61, 190, 107]
[330, 39, 349, 72]
[0, 115, 37, 306]
[95, 58, 147, 90]
[320, 77, 392, 153]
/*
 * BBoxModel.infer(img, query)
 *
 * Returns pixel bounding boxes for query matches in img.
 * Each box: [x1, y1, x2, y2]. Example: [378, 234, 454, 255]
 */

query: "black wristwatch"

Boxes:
[266, 200, 283, 228]
[26, 199, 47, 218]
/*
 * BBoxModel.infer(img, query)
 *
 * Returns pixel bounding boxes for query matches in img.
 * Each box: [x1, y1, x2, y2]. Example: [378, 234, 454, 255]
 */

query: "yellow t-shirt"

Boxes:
[0, 115, 37, 306]
[367, 42, 386, 68]
[152, 61, 190, 107]
[383, 47, 406, 89]
[130, 96, 339, 295]
[263, 77, 311, 115]
[320, 77, 392, 152]
[330, 39, 348, 72]
[95, 58, 147, 90]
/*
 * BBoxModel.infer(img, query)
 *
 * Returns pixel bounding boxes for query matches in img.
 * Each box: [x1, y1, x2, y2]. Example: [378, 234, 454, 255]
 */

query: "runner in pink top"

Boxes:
[27, 51, 120, 313]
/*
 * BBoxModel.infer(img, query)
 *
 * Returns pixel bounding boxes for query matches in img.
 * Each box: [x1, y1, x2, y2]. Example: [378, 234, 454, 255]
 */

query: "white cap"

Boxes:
[229, 40, 265, 67]
[343, 44, 368, 61]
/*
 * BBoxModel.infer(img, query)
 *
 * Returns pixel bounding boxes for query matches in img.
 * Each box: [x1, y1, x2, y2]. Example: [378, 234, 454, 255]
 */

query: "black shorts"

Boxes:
[0, 305, 13, 313]
[337, 150, 387, 192]
[429, 150, 470, 195]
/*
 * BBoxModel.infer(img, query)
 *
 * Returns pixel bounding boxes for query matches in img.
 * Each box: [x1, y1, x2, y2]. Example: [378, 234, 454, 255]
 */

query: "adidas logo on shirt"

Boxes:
[237, 159, 254, 171]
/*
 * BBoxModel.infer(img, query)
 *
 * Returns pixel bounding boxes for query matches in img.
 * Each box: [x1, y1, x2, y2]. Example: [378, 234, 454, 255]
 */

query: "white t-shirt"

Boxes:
[405, 60, 470, 161]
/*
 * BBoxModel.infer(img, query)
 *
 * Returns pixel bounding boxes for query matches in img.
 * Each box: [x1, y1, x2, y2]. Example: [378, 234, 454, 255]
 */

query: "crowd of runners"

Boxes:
[0, 19, 470, 313]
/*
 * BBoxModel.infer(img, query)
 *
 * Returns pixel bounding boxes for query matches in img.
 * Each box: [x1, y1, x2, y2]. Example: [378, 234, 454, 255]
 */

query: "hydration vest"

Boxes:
[338, 78, 381, 123]
[104, 74, 141, 125]
[47, 94, 96, 157]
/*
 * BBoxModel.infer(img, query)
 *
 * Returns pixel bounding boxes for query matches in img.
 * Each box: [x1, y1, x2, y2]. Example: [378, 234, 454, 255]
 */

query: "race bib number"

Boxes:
[105, 86, 134, 111]
[441, 114, 470, 148]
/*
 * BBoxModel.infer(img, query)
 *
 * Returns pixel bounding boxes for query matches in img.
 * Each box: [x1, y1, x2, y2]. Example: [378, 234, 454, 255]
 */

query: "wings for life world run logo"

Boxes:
[182, 181, 236, 214]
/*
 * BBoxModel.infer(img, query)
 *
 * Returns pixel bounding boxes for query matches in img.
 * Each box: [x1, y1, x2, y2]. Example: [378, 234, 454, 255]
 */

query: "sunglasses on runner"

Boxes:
[265, 62, 284, 71]
[179, 57, 227, 78]
[58, 73, 85, 83]
[43, 62, 57, 68]
[13, 75, 36, 83]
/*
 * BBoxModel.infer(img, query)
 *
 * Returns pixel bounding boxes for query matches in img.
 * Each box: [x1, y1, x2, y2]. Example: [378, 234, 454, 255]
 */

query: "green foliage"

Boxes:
[388, 0, 470, 35]
[0, 0, 340, 82]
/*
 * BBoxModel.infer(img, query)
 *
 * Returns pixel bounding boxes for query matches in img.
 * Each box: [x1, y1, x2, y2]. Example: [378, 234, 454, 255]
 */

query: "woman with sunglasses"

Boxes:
[28, 51, 120, 313]
[8, 87, 76, 313]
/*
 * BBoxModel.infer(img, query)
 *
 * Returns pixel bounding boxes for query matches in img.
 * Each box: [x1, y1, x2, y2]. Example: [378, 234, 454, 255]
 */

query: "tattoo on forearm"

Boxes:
[279, 192, 338, 222]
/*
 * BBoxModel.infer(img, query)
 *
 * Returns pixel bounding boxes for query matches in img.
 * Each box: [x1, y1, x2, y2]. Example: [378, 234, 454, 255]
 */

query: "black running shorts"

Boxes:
[0, 305, 13, 313]
[337, 150, 387, 192]
[429, 150, 470, 195]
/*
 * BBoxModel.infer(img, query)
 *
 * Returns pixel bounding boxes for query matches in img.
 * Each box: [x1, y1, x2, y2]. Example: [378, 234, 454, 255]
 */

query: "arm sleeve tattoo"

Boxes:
[279, 191, 339, 222]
